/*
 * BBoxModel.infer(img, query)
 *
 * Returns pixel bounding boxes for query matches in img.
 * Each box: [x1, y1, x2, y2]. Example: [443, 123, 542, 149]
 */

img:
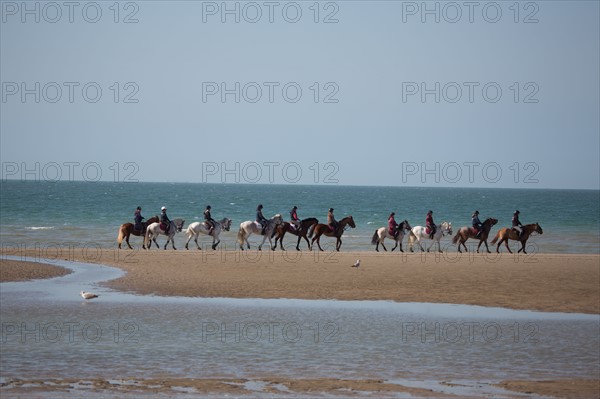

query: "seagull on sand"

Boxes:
[352, 259, 360, 268]
[80, 291, 99, 300]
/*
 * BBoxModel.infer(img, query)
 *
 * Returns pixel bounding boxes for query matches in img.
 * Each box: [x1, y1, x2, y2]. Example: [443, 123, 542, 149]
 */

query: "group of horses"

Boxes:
[117, 214, 542, 254]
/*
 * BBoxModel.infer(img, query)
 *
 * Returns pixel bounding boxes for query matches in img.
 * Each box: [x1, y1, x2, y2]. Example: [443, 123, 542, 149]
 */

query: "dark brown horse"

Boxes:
[452, 217, 498, 253]
[309, 216, 356, 252]
[272, 217, 319, 251]
[490, 223, 543, 254]
[117, 216, 159, 249]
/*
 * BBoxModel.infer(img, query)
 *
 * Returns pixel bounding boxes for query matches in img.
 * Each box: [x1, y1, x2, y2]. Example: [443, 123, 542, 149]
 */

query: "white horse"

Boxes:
[184, 217, 232, 250]
[371, 220, 412, 252]
[237, 214, 283, 251]
[408, 221, 453, 253]
[144, 218, 185, 250]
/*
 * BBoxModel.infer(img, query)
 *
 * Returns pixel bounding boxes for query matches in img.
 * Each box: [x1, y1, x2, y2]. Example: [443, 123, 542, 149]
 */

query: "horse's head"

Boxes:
[535, 223, 543, 234]
[402, 220, 412, 231]
[441, 221, 452, 236]
[487, 218, 498, 226]
[271, 214, 283, 224]
[221, 218, 232, 231]
[347, 216, 356, 228]
[173, 218, 185, 232]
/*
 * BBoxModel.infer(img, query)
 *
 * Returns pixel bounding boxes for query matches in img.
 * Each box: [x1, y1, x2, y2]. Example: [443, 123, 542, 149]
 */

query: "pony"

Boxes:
[117, 216, 159, 249]
[490, 223, 543, 254]
[370, 220, 412, 252]
[309, 216, 356, 252]
[272, 217, 319, 251]
[408, 221, 453, 253]
[144, 218, 185, 250]
[184, 217, 232, 250]
[237, 214, 283, 251]
[451, 217, 498, 253]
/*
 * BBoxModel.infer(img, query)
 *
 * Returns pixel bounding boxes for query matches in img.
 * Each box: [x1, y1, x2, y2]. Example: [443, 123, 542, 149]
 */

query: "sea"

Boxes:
[0, 180, 598, 254]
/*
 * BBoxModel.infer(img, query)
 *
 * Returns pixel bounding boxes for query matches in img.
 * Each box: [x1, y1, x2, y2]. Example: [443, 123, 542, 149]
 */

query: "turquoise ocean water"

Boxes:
[0, 181, 598, 254]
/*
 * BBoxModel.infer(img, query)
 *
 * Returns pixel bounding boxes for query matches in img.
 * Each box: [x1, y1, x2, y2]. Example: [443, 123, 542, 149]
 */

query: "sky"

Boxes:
[1, 0, 599, 189]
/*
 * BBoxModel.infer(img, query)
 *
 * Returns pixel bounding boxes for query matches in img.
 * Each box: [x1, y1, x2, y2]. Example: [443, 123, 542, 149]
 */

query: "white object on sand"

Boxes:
[80, 291, 99, 300]
[352, 259, 360, 268]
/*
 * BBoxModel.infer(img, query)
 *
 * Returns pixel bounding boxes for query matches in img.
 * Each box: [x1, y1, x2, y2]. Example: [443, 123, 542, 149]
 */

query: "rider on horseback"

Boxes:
[512, 210, 523, 239]
[161, 206, 171, 234]
[426, 210, 436, 239]
[134, 206, 144, 232]
[290, 206, 300, 230]
[328, 208, 339, 235]
[256, 204, 268, 235]
[472, 210, 483, 238]
[204, 205, 216, 235]
[388, 212, 399, 238]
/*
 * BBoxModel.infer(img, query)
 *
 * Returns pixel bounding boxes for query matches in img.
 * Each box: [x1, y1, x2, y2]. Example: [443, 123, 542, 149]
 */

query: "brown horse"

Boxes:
[452, 217, 498, 253]
[309, 216, 356, 252]
[490, 223, 543, 254]
[272, 217, 319, 251]
[117, 216, 159, 249]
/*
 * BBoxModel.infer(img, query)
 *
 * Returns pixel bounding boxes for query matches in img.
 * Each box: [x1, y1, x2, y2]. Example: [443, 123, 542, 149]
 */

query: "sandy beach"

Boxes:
[1, 249, 598, 314]
[0, 259, 72, 282]
[2, 249, 599, 398]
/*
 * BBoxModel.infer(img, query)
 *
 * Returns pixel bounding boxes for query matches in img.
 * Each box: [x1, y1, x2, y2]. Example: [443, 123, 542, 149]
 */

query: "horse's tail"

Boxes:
[370, 230, 379, 245]
[408, 230, 416, 245]
[490, 231, 500, 244]
[144, 229, 151, 248]
[117, 225, 125, 248]
[451, 231, 460, 244]
[237, 227, 245, 246]
[307, 223, 316, 239]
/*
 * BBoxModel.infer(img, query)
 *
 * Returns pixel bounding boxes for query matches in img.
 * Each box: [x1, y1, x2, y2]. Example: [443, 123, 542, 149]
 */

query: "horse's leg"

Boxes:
[125, 233, 133, 250]
[438, 238, 443, 253]
[504, 238, 512, 254]
[381, 238, 387, 252]
[518, 239, 527, 254]
[304, 234, 312, 251]
[258, 234, 267, 251]
[336, 237, 342, 252]
[391, 236, 398, 252]
[476, 239, 483, 253]
[483, 240, 490, 253]
[212, 235, 219, 250]
[314, 234, 324, 252]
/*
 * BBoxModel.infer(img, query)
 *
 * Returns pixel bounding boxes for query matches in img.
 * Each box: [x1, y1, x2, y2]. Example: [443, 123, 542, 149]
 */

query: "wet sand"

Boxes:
[2, 249, 599, 398]
[496, 379, 600, 399]
[1, 377, 598, 398]
[1, 249, 598, 314]
[0, 260, 71, 282]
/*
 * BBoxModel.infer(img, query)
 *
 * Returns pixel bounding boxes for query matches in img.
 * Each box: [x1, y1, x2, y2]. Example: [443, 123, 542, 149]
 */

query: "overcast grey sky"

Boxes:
[1, 1, 598, 188]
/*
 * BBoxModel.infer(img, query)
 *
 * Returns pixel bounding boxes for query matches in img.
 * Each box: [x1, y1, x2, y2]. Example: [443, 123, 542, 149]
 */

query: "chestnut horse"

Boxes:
[117, 216, 159, 249]
[452, 217, 498, 253]
[272, 217, 319, 251]
[309, 216, 356, 252]
[490, 223, 543, 254]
